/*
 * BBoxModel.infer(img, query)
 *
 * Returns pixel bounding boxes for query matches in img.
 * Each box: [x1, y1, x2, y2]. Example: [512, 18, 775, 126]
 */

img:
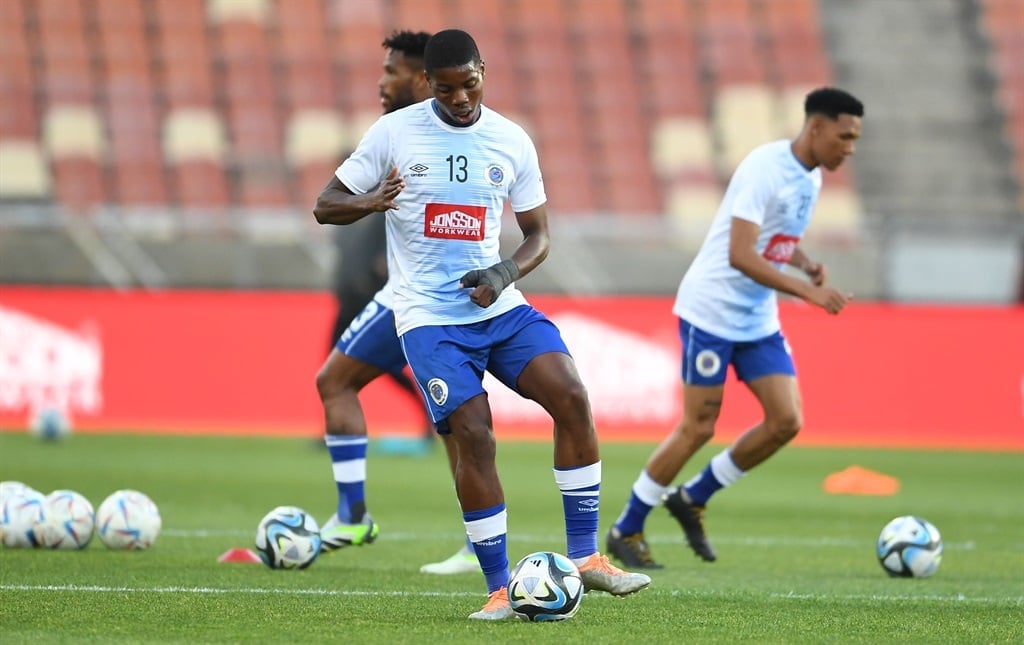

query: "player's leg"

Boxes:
[611, 319, 729, 565]
[420, 431, 481, 575]
[668, 331, 798, 561]
[401, 324, 510, 619]
[493, 307, 649, 596]
[316, 299, 406, 551]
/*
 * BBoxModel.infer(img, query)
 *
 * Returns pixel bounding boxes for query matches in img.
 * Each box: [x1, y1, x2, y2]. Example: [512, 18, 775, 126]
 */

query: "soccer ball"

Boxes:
[877, 515, 943, 578]
[30, 406, 72, 440]
[96, 489, 162, 550]
[0, 481, 36, 507]
[40, 490, 95, 549]
[254, 506, 322, 570]
[508, 551, 584, 622]
[1, 488, 47, 548]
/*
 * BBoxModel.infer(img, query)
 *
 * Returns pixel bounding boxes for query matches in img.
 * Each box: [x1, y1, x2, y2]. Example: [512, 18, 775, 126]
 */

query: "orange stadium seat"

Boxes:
[391, 0, 452, 34]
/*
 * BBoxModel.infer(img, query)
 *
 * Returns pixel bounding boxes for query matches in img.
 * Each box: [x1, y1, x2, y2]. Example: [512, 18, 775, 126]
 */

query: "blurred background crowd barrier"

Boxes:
[0, 0, 1022, 301]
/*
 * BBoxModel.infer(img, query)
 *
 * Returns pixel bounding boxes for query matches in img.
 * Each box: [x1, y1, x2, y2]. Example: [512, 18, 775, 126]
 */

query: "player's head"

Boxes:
[800, 87, 863, 171]
[379, 30, 432, 114]
[423, 29, 485, 126]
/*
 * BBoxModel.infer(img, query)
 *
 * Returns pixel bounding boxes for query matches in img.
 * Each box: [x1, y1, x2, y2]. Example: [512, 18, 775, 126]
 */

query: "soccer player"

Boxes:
[606, 87, 864, 568]
[313, 28, 651, 620]
[316, 31, 478, 575]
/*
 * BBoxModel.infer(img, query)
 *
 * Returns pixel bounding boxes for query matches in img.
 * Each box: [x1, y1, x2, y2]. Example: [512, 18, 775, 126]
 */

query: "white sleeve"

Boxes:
[335, 118, 391, 195]
[728, 152, 778, 227]
[509, 131, 546, 213]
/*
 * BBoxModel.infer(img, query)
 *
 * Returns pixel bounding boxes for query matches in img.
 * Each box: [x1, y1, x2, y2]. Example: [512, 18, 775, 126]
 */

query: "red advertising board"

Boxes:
[1, 287, 1021, 450]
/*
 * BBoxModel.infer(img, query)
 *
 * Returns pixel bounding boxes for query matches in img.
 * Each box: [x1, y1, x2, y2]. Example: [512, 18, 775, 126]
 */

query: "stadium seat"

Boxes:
[43, 105, 108, 208]
[0, 141, 52, 201]
[650, 117, 716, 182]
[163, 108, 231, 207]
[713, 84, 779, 175]
[392, 0, 452, 34]
[665, 178, 725, 251]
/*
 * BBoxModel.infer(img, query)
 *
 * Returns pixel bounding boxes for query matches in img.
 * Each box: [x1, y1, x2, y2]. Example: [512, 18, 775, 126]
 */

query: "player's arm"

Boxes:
[461, 204, 550, 308]
[787, 246, 827, 286]
[313, 168, 405, 226]
[729, 217, 849, 314]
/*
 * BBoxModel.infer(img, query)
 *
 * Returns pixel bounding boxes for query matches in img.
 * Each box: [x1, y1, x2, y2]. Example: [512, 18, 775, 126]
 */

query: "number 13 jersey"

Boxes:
[335, 99, 546, 335]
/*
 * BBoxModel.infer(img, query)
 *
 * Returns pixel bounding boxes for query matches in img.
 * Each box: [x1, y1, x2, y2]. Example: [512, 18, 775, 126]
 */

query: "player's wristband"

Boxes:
[461, 259, 520, 300]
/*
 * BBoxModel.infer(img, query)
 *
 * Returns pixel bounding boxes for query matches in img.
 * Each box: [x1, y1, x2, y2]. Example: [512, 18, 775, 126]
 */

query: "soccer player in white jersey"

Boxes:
[606, 87, 864, 569]
[315, 31, 478, 576]
[314, 28, 650, 620]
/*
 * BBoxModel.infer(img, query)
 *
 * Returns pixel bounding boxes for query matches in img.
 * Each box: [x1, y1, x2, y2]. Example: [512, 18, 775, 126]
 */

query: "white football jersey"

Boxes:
[674, 140, 823, 340]
[336, 99, 545, 335]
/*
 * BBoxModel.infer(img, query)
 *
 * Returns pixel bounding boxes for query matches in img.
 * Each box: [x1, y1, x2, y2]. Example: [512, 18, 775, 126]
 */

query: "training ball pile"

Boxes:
[877, 515, 943, 578]
[508, 551, 584, 622]
[254, 505, 322, 570]
[95, 489, 162, 550]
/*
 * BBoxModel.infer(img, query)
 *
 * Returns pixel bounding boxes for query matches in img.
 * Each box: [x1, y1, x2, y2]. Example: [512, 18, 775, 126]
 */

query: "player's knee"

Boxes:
[769, 411, 802, 442]
[680, 419, 716, 445]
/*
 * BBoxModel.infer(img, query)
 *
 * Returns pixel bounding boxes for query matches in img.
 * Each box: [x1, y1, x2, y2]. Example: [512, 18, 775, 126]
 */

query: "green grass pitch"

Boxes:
[1, 431, 1021, 643]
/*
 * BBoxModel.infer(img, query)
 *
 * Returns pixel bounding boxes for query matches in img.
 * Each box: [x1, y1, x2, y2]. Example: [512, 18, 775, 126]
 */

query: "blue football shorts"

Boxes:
[679, 318, 796, 386]
[334, 298, 408, 376]
[399, 305, 569, 433]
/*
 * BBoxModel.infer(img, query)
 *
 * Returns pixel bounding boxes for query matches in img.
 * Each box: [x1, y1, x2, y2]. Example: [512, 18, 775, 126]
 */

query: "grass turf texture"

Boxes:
[1, 431, 1021, 643]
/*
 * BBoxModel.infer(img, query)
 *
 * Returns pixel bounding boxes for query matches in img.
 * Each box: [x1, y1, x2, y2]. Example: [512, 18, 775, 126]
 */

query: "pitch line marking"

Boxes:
[2, 584, 1021, 605]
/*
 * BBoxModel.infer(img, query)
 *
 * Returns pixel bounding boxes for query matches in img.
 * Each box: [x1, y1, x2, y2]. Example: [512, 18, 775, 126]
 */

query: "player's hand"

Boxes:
[371, 166, 405, 211]
[460, 260, 520, 308]
[803, 261, 827, 286]
[808, 286, 851, 315]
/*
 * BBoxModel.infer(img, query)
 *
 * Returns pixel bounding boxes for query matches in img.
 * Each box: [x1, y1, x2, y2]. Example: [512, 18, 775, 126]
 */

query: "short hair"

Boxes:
[804, 87, 864, 119]
[423, 29, 481, 74]
[382, 30, 431, 63]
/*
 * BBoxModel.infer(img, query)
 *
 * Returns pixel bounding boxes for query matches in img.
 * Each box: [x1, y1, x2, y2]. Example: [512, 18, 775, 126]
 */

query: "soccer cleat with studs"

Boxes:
[606, 527, 664, 569]
[663, 485, 717, 562]
[577, 552, 651, 596]
[319, 513, 379, 552]
[468, 587, 514, 620]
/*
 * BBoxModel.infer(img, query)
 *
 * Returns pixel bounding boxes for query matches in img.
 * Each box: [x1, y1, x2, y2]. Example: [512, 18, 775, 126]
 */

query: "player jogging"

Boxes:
[314, 29, 650, 620]
[606, 87, 864, 568]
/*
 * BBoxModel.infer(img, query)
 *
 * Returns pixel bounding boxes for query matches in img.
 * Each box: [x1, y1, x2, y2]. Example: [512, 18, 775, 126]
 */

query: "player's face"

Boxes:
[379, 50, 422, 114]
[427, 61, 485, 126]
[814, 113, 861, 171]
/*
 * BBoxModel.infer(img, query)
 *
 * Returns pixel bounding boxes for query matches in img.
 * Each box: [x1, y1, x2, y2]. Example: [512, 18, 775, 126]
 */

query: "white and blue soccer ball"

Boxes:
[1, 488, 47, 548]
[508, 551, 584, 622]
[0, 481, 36, 507]
[877, 515, 943, 578]
[254, 506, 322, 570]
[40, 489, 95, 549]
[30, 406, 72, 441]
[96, 489, 162, 550]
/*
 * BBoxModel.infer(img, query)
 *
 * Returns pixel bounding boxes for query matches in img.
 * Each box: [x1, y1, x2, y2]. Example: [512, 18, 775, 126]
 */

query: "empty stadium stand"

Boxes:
[0, 0, 1020, 299]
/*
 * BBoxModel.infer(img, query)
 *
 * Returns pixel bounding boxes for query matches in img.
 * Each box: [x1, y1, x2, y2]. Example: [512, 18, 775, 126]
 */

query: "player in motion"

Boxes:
[606, 87, 864, 568]
[314, 29, 650, 620]
[316, 31, 478, 575]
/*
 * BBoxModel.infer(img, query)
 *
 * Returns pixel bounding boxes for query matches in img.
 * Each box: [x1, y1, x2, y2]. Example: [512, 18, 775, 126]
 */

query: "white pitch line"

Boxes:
[160, 529, 985, 551]
[2, 584, 1020, 605]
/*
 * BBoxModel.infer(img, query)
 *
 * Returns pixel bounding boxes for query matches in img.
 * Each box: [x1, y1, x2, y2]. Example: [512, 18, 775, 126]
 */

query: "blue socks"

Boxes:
[554, 462, 601, 560]
[325, 435, 368, 523]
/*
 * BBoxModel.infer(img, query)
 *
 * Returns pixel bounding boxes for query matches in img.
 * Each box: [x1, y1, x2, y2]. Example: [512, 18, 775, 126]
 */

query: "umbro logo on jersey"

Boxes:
[408, 163, 429, 178]
[424, 203, 485, 241]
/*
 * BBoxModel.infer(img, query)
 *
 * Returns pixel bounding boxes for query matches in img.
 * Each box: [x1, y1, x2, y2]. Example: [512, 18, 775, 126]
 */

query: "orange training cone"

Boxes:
[218, 548, 262, 563]
[822, 465, 900, 496]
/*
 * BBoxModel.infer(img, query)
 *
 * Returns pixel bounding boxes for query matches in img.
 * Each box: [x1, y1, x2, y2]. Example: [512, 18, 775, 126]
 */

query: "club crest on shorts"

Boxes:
[427, 378, 449, 406]
[695, 349, 722, 378]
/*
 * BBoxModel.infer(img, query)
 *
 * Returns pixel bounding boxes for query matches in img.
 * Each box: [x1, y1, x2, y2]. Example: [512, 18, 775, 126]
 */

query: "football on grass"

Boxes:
[877, 515, 943, 578]
[40, 489, 95, 549]
[96, 489, 162, 550]
[0, 488, 47, 548]
[508, 551, 584, 621]
[254, 506, 322, 570]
